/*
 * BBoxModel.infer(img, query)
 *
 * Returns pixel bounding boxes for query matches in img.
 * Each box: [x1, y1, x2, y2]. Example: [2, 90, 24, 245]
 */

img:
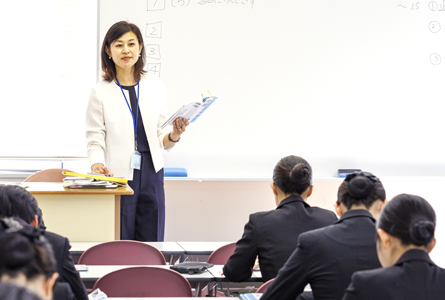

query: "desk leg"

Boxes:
[195, 282, 201, 297]
[114, 195, 121, 240]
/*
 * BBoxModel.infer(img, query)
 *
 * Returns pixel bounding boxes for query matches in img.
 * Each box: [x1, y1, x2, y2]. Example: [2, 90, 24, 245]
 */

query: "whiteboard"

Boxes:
[99, 0, 445, 178]
[0, 0, 97, 158]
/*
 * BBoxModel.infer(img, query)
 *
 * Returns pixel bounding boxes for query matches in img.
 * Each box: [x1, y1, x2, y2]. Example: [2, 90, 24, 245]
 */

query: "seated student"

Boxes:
[0, 217, 59, 300]
[261, 171, 386, 300]
[223, 155, 338, 283]
[0, 185, 87, 300]
[342, 194, 445, 300]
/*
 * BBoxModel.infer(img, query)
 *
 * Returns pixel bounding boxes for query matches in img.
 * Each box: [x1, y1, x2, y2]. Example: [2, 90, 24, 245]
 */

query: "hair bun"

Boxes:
[1, 234, 34, 270]
[290, 163, 311, 184]
[409, 220, 435, 245]
[347, 176, 374, 198]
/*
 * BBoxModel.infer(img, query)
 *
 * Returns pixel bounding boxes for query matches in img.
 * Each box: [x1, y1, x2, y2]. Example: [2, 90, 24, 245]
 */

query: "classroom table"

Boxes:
[27, 182, 133, 242]
[70, 241, 186, 256]
[207, 265, 263, 282]
[79, 265, 216, 284]
[70, 241, 234, 264]
[176, 241, 234, 255]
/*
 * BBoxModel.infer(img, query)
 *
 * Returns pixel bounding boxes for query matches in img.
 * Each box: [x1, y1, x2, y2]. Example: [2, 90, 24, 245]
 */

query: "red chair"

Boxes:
[24, 168, 73, 182]
[92, 266, 193, 297]
[257, 278, 274, 293]
[207, 242, 236, 264]
[78, 240, 166, 265]
[202, 242, 237, 297]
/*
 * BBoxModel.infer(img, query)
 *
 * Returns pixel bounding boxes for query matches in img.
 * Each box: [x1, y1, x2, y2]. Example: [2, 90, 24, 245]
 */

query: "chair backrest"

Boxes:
[23, 168, 72, 182]
[78, 240, 166, 265]
[206, 242, 237, 265]
[256, 278, 275, 293]
[92, 266, 193, 297]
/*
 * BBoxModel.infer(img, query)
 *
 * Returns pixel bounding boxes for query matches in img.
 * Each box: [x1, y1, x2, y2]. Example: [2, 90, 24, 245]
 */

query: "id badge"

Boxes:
[131, 151, 141, 170]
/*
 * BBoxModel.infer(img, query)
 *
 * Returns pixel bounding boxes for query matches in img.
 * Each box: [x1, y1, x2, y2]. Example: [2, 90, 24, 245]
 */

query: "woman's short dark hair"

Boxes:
[273, 155, 312, 195]
[0, 218, 57, 281]
[378, 194, 436, 246]
[101, 21, 146, 82]
[337, 171, 386, 209]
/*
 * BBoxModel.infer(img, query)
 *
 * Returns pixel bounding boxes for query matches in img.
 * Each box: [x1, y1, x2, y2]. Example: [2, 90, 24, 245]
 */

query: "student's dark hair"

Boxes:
[273, 155, 312, 195]
[0, 282, 42, 300]
[378, 194, 436, 246]
[101, 21, 146, 82]
[0, 185, 39, 224]
[0, 217, 56, 281]
[337, 171, 386, 209]
[36, 208, 46, 230]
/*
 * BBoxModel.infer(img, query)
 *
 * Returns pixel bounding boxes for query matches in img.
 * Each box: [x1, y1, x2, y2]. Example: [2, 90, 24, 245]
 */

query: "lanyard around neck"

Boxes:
[116, 77, 140, 150]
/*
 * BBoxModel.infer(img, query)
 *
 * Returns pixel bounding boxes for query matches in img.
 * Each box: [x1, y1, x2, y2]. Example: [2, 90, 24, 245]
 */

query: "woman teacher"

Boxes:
[86, 21, 188, 241]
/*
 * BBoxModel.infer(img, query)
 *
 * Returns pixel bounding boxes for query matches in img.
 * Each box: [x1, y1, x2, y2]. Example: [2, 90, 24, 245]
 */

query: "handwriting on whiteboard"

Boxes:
[148, 0, 254, 10]
[395, 1, 444, 65]
[397, 1, 445, 11]
[428, 0, 445, 11]
[198, 0, 254, 8]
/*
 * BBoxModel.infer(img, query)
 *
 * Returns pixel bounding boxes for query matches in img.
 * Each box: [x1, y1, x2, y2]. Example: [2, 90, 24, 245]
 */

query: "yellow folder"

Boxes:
[62, 171, 128, 184]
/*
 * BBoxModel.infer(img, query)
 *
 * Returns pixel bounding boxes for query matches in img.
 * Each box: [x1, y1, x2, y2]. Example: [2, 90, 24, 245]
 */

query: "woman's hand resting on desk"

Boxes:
[91, 163, 114, 177]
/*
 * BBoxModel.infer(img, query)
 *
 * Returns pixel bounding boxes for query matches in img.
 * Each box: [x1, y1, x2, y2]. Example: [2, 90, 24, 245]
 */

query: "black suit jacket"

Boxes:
[342, 249, 445, 300]
[53, 282, 75, 300]
[43, 231, 88, 300]
[223, 195, 338, 282]
[261, 209, 381, 300]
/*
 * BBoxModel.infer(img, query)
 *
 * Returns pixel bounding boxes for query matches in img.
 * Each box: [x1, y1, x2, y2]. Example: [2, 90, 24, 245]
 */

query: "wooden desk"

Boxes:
[27, 182, 133, 242]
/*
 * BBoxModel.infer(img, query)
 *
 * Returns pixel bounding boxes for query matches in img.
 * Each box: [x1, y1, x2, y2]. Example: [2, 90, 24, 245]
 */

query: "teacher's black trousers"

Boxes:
[120, 152, 165, 241]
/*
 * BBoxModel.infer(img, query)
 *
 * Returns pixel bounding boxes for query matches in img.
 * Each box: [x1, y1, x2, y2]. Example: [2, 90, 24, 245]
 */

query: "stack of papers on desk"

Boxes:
[63, 177, 120, 189]
[62, 171, 128, 189]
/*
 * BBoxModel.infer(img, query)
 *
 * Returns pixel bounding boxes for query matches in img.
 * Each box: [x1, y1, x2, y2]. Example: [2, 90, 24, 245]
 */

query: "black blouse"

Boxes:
[121, 84, 150, 154]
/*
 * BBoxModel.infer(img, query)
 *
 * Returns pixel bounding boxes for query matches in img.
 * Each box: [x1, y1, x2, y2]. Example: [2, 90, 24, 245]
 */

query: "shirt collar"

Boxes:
[395, 248, 435, 266]
[335, 209, 375, 224]
[277, 195, 310, 209]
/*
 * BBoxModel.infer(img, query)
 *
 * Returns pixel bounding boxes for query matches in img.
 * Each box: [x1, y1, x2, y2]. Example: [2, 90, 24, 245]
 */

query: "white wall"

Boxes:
[164, 178, 445, 268]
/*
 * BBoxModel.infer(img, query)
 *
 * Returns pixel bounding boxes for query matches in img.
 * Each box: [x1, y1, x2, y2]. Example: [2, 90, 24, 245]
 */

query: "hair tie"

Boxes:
[1, 218, 44, 243]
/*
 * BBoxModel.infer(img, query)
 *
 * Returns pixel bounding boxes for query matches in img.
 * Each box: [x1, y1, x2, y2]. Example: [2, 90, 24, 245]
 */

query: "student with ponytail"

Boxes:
[342, 194, 445, 300]
[223, 155, 337, 283]
[261, 171, 386, 300]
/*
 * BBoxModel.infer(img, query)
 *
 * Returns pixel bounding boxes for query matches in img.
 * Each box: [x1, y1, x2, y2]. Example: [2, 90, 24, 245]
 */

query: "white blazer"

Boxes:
[86, 74, 173, 180]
